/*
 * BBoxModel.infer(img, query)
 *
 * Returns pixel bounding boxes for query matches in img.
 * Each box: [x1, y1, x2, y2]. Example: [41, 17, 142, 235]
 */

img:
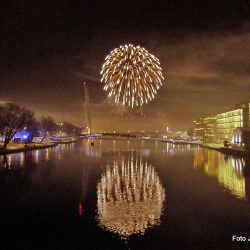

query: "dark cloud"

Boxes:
[1, 1, 250, 131]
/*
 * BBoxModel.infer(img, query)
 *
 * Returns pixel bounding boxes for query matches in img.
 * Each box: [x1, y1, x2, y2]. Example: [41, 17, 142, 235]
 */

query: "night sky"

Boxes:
[1, 0, 250, 131]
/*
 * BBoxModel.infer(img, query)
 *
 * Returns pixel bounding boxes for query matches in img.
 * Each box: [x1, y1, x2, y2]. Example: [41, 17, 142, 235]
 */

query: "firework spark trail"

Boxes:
[101, 44, 164, 108]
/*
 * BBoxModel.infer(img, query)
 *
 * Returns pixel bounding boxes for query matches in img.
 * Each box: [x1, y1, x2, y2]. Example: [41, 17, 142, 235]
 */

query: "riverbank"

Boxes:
[202, 143, 249, 156]
[57, 137, 80, 144]
[0, 142, 58, 155]
[143, 137, 250, 157]
[168, 139, 250, 157]
[0, 137, 81, 155]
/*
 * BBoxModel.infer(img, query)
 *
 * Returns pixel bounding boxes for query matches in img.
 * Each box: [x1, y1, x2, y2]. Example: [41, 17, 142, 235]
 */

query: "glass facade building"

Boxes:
[203, 116, 217, 143]
[216, 109, 243, 141]
[193, 116, 216, 143]
[194, 102, 250, 143]
[193, 118, 205, 140]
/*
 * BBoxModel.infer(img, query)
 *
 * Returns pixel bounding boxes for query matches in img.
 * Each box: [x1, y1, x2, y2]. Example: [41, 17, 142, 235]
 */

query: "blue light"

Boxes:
[14, 129, 30, 141]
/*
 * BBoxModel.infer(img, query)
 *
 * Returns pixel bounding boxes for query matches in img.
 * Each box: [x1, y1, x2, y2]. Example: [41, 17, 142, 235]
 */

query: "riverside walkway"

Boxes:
[0, 137, 80, 155]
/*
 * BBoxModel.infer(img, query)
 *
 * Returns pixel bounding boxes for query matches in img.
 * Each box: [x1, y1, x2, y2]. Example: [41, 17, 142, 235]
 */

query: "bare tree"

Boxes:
[39, 116, 56, 142]
[27, 118, 39, 142]
[0, 103, 35, 149]
[61, 121, 82, 136]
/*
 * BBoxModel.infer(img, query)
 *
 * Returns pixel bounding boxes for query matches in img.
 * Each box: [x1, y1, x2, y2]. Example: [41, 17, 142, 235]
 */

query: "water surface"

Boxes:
[1, 138, 250, 249]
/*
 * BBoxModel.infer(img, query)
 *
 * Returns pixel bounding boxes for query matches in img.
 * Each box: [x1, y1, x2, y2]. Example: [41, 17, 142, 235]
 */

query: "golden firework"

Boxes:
[100, 44, 164, 108]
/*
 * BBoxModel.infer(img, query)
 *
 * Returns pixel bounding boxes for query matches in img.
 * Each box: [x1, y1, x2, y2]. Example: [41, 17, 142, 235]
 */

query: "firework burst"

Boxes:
[100, 44, 164, 108]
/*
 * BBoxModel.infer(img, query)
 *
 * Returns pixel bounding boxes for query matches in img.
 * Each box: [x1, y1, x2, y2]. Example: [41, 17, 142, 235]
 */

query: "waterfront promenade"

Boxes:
[143, 137, 250, 157]
[0, 137, 80, 155]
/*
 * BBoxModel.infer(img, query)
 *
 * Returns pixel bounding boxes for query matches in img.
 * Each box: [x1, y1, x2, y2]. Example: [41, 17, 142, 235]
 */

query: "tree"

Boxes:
[0, 103, 35, 149]
[61, 121, 82, 136]
[27, 119, 39, 142]
[39, 116, 56, 142]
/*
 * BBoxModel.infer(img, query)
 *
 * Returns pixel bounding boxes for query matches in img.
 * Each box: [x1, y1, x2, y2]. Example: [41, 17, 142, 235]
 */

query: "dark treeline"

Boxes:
[0, 103, 82, 149]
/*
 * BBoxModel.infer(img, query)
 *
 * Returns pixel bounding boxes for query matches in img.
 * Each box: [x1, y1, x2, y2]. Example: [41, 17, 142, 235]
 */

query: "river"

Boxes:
[0, 138, 250, 249]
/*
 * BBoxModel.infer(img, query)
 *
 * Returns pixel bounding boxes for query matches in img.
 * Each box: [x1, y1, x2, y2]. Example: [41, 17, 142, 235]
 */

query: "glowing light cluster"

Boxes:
[194, 150, 246, 199]
[97, 154, 165, 238]
[101, 44, 164, 107]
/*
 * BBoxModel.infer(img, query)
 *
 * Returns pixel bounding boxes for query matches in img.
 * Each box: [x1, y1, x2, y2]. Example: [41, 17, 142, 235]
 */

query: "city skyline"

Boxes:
[1, 1, 250, 131]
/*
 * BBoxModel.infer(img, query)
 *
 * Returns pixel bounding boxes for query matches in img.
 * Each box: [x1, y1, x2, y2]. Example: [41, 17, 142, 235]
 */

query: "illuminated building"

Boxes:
[193, 116, 216, 142]
[216, 109, 243, 141]
[229, 102, 250, 148]
[193, 118, 205, 141]
[193, 101, 250, 143]
[236, 102, 250, 128]
[204, 116, 217, 143]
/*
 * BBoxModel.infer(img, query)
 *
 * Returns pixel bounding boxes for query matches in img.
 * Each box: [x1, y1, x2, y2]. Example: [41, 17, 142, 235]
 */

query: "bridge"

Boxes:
[80, 132, 168, 139]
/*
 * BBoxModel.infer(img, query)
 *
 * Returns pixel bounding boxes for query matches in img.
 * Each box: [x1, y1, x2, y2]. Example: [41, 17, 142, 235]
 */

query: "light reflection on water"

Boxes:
[194, 150, 246, 199]
[0, 146, 59, 169]
[0, 143, 79, 171]
[1, 139, 250, 248]
[82, 138, 155, 158]
[96, 152, 166, 239]
[82, 139, 103, 158]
